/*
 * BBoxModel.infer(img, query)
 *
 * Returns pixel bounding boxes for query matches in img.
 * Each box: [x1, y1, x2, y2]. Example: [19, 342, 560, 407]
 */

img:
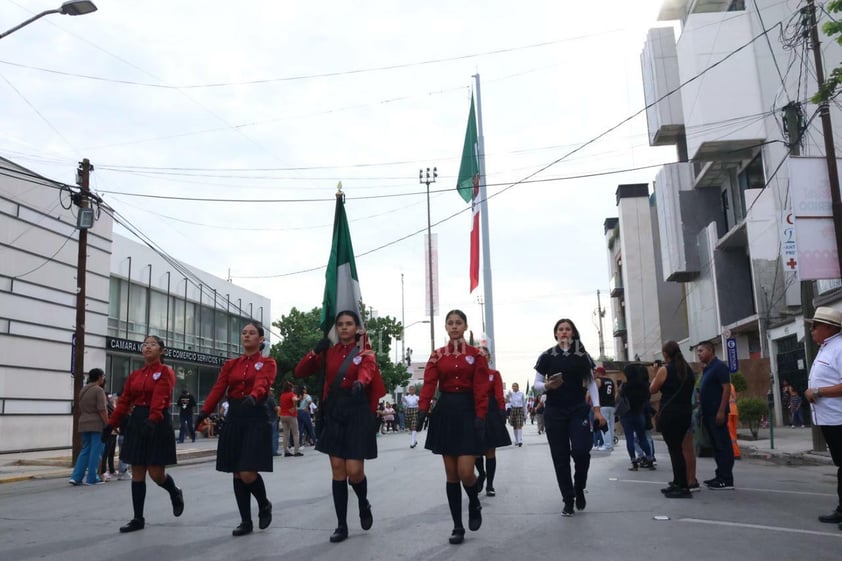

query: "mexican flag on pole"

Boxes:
[457, 96, 481, 292]
[320, 186, 364, 339]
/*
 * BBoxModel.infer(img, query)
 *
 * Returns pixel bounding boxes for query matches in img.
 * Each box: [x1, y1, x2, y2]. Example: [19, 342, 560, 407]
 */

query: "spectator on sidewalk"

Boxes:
[99, 393, 117, 481]
[803, 307, 842, 527]
[279, 381, 301, 457]
[177, 388, 197, 444]
[595, 368, 615, 451]
[696, 341, 735, 490]
[266, 394, 280, 456]
[298, 386, 317, 447]
[728, 383, 741, 459]
[69, 368, 109, 486]
[789, 384, 806, 428]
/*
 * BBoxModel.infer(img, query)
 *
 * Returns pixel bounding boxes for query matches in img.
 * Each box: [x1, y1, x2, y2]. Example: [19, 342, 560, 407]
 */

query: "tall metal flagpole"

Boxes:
[473, 73, 496, 366]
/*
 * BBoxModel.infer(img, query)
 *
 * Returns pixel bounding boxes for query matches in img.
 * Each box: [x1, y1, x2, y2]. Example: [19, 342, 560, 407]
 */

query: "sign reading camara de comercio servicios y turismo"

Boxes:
[106, 336, 228, 367]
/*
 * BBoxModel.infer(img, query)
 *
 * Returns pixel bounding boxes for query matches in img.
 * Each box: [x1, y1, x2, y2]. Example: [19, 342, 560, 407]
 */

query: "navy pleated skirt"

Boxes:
[216, 398, 273, 473]
[484, 396, 513, 449]
[316, 388, 377, 460]
[119, 406, 177, 467]
[425, 392, 484, 456]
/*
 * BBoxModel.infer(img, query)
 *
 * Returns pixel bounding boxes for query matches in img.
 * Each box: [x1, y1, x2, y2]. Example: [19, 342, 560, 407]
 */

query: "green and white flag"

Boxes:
[320, 188, 364, 339]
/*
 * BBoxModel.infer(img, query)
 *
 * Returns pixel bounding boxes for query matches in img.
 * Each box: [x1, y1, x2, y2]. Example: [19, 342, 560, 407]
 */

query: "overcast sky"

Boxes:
[1, 0, 678, 390]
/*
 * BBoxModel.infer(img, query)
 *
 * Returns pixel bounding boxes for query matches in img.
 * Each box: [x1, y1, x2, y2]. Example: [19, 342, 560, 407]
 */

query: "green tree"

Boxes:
[270, 307, 322, 392]
[363, 306, 410, 395]
[812, 1, 842, 103]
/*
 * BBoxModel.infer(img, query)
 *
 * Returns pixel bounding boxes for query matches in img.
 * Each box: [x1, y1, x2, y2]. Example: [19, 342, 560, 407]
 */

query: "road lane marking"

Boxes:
[679, 518, 842, 538]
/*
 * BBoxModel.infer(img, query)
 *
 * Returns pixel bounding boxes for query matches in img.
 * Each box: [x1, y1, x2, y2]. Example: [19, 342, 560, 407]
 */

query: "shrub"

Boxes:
[731, 371, 747, 393]
[737, 396, 767, 440]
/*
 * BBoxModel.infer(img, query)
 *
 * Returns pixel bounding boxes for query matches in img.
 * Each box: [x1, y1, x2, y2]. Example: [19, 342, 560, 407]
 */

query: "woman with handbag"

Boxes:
[649, 341, 696, 498]
[533, 318, 606, 517]
[295, 310, 385, 543]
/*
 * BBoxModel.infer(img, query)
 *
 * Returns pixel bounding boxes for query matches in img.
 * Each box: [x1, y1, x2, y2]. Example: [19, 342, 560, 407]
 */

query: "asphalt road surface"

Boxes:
[1, 428, 840, 561]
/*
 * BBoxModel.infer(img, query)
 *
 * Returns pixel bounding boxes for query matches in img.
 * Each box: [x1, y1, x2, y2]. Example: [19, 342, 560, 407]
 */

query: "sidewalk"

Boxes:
[736, 425, 835, 466]
[0, 436, 219, 484]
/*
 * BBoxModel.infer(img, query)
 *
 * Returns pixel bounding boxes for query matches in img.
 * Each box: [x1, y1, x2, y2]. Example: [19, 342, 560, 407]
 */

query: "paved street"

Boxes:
[1, 426, 841, 561]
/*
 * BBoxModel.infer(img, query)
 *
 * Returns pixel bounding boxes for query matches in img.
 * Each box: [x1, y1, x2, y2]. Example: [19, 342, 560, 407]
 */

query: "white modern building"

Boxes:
[641, 0, 842, 418]
[0, 156, 270, 452]
[604, 184, 688, 362]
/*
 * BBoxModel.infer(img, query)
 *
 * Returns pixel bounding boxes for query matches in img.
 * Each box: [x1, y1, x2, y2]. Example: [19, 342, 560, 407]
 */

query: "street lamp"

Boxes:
[419, 167, 437, 355]
[0, 1, 97, 40]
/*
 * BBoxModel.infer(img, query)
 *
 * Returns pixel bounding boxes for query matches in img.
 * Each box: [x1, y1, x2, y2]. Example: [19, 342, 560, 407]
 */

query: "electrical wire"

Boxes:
[7, 228, 76, 280]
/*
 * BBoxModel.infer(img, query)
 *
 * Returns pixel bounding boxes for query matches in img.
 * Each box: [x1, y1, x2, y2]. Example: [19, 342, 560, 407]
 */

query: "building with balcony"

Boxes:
[0, 156, 270, 452]
[641, 0, 842, 421]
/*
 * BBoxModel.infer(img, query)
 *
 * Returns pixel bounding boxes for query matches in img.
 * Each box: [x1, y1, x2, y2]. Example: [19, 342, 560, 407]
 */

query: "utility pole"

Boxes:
[71, 158, 93, 462]
[596, 289, 606, 360]
[420, 167, 437, 354]
[805, 0, 840, 452]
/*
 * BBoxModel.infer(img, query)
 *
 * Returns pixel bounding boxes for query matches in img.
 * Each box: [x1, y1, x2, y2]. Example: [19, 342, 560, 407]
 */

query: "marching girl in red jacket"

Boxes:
[475, 345, 512, 498]
[196, 322, 277, 537]
[416, 309, 491, 545]
[295, 310, 386, 543]
[104, 335, 183, 533]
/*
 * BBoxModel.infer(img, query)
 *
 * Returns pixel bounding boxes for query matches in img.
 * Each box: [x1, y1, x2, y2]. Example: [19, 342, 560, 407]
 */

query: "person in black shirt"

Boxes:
[177, 389, 197, 444]
[618, 363, 655, 471]
[650, 341, 696, 498]
[595, 367, 616, 451]
[533, 318, 605, 517]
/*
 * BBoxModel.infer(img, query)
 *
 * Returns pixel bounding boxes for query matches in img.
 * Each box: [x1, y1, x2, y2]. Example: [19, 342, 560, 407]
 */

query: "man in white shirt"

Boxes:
[804, 307, 842, 528]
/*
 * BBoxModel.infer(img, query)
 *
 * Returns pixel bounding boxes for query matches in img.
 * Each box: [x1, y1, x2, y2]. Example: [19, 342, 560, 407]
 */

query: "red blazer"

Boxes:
[420, 342, 490, 419]
[489, 369, 506, 411]
[202, 353, 277, 415]
[295, 342, 386, 414]
[110, 360, 175, 426]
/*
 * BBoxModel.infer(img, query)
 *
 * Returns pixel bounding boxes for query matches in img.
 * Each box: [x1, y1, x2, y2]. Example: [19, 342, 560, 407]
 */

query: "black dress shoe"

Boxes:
[360, 501, 373, 531]
[329, 526, 348, 543]
[468, 503, 482, 531]
[664, 488, 693, 499]
[486, 486, 496, 497]
[119, 518, 145, 533]
[284, 452, 294, 457]
[171, 488, 184, 517]
[575, 487, 586, 511]
[258, 501, 272, 530]
[232, 521, 253, 536]
[449, 528, 465, 544]
[818, 510, 842, 523]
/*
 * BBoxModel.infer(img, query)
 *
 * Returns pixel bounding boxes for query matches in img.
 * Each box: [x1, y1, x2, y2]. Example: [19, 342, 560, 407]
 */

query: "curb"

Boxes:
[741, 446, 835, 466]
[0, 450, 217, 484]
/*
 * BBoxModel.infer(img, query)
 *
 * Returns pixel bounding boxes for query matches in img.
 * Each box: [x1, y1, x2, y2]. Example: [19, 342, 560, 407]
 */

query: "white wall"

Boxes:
[618, 195, 663, 360]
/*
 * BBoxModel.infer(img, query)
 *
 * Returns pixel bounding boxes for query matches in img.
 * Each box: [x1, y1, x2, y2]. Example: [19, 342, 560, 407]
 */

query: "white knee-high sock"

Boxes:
[410, 431, 417, 446]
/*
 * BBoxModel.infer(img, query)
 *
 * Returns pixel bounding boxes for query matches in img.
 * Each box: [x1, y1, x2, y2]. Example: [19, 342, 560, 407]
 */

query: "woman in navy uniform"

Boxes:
[533, 318, 605, 517]
[416, 310, 490, 544]
[196, 322, 277, 537]
[104, 335, 183, 533]
[475, 345, 511, 497]
[295, 310, 386, 543]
